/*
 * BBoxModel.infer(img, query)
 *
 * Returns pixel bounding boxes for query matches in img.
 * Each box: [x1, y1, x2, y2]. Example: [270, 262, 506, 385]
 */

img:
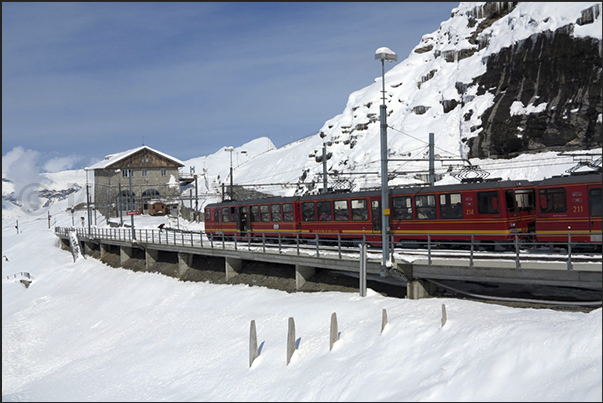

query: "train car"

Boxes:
[533, 173, 602, 246]
[388, 179, 537, 247]
[296, 189, 381, 245]
[204, 173, 601, 249]
[204, 196, 301, 242]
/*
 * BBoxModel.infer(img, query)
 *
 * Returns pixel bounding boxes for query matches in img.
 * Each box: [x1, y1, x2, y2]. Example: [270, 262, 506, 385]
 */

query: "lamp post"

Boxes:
[225, 146, 234, 200]
[375, 47, 397, 275]
[85, 168, 92, 236]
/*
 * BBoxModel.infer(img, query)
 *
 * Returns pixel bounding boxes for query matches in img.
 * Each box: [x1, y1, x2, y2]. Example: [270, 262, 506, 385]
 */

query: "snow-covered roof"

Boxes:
[86, 146, 185, 170]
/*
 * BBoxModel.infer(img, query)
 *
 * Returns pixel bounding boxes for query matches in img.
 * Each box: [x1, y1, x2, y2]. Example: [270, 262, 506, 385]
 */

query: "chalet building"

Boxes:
[86, 146, 185, 217]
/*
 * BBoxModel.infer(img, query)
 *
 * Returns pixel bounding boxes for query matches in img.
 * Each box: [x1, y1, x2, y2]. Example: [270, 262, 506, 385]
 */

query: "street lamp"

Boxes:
[225, 146, 234, 200]
[375, 46, 397, 275]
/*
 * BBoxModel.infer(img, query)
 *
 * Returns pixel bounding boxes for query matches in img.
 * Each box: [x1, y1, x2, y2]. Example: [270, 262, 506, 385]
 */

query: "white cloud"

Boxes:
[43, 155, 83, 173]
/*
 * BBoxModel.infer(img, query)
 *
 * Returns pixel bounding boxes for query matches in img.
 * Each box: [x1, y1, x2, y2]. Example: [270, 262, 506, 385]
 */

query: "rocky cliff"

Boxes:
[466, 3, 602, 158]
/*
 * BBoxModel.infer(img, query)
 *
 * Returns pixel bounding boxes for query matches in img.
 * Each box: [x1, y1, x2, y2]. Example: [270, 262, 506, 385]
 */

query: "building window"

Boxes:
[161, 168, 167, 176]
[142, 169, 147, 177]
[122, 169, 133, 177]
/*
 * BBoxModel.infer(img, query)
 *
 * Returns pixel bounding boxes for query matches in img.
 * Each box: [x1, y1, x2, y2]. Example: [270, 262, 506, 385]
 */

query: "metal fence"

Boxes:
[55, 226, 600, 270]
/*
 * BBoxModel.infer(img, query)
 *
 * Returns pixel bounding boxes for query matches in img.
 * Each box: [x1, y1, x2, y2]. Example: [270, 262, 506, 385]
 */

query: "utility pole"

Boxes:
[195, 174, 199, 222]
[86, 182, 91, 236]
[375, 47, 397, 275]
[129, 171, 136, 240]
[118, 182, 123, 226]
[322, 143, 328, 193]
[429, 132, 435, 186]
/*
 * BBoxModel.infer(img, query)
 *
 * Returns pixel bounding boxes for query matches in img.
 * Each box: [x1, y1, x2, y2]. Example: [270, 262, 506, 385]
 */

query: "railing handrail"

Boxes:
[54, 226, 600, 271]
[3, 272, 32, 280]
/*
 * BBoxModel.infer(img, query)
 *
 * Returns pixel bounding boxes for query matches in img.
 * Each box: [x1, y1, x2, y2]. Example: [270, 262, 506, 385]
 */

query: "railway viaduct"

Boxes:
[55, 227, 602, 299]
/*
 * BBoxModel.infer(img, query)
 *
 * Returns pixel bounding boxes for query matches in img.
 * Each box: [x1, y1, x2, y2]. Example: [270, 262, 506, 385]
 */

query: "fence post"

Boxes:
[359, 241, 367, 297]
[427, 234, 432, 265]
[567, 233, 573, 270]
[514, 233, 521, 269]
[441, 304, 447, 328]
[287, 317, 296, 365]
[338, 234, 342, 260]
[315, 234, 320, 258]
[470, 234, 474, 266]
[262, 232, 266, 253]
[249, 320, 258, 368]
[329, 312, 339, 351]
[296, 234, 300, 256]
[381, 308, 388, 335]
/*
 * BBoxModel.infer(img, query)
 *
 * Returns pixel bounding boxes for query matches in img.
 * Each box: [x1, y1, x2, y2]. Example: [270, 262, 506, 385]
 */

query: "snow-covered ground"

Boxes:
[2, 191, 602, 402]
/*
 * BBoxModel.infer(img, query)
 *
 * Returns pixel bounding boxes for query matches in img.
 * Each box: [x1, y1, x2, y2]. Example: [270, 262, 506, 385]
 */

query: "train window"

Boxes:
[214, 209, 220, 222]
[334, 200, 349, 221]
[588, 188, 602, 217]
[270, 204, 282, 222]
[250, 205, 260, 223]
[505, 190, 516, 213]
[260, 205, 270, 222]
[317, 201, 333, 221]
[205, 210, 211, 221]
[477, 191, 499, 214]
[515, 189, 535, 211]
[302, 202, 315, 222]
[283, 203, 294, 222]
[351, 199, 369, 221]
[222, 207, 230, 223]
[539, 188, 566, 213]
[415, 195, 436, 220]
[392, 196, 413, 220]
[439, 193, 463, 219]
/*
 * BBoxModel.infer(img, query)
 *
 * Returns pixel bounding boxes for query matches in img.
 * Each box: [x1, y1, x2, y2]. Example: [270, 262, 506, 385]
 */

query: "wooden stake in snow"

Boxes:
[287, 317, 296, 365]
[330, 312, 339, 351]
[381, 308, 388, 334]
[441, 304, 447, 328]
[249, 320, 258, 368]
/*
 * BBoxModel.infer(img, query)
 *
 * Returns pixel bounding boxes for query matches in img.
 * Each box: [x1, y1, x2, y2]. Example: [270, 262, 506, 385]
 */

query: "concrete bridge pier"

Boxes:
[406, 279, 437, 300]
[100, 243, 110, 259]
[226, 257, 243, 281]
[60, 238, 70, 251]
[295, 264, 315, 289]
[120, 246, 133, 265]
[84, 242, 95, 256]
[146, 248, 159, 271]
[178, 252, 193, 277]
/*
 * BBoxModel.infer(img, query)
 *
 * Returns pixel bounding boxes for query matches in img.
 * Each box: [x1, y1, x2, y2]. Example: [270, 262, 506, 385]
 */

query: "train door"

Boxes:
[588, 186, 602, 242]
[371, 200, 381, 232]
[239, 206, 249, 237]
[505, 188, 536, 235]
[370, 198, 382, 246]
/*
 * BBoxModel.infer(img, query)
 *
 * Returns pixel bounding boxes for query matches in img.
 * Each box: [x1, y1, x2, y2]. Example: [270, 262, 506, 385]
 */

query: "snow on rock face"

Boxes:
[318, 1, 601, 162]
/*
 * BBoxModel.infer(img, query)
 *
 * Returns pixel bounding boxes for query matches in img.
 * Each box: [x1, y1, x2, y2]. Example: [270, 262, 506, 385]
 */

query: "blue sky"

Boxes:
[2, 2, 458, 171]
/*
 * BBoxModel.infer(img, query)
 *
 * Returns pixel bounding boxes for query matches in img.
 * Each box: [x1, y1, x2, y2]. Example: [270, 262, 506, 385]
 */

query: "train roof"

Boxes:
[532, 172, 602, 187]
[204, 173, 601, 209]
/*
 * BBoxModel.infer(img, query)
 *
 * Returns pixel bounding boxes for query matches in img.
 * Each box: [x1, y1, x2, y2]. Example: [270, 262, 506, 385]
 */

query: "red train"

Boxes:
[204, 173, 602, 250]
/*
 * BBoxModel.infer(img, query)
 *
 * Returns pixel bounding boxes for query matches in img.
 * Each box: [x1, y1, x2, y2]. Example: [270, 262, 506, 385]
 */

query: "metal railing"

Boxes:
[55, 226, 601, 270]
[3, 272, 32, 280]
